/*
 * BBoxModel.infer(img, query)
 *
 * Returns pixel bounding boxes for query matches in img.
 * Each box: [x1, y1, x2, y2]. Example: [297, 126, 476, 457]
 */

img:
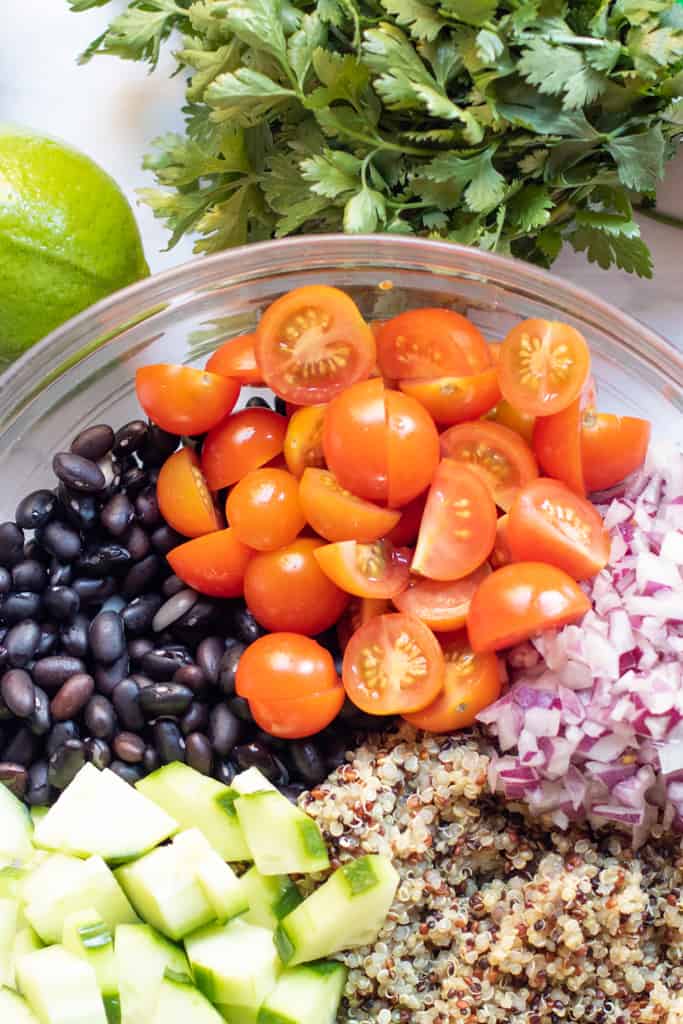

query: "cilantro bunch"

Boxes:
[69, 0, 683, 275]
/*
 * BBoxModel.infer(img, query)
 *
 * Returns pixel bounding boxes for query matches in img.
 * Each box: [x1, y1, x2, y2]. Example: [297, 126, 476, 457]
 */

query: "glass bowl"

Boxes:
[0, 234, 681, 518]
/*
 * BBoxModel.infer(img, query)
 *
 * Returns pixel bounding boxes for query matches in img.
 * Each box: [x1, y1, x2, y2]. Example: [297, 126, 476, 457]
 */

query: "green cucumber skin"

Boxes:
[298, 819, 327, 860]
[104, 995, 121, 1024]
[273, 924, 295, 965]
[258, 1010, 293, 1024]
[341, 856, 378, 896]
[273, 883, 302, 921]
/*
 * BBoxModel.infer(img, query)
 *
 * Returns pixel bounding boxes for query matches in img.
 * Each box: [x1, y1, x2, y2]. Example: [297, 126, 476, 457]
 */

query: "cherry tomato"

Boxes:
[299, 469, 400, 544]
[498, 319, 590, 416]
[323, 378, 388, 503]
[342, 612, 445, 715]
[283, 405, 327, 479]
[250, 688, 346, 740]
[404, 631, 501, 732]
[440, 420, 539, 511]
[490, 513, 512, 569]
[236, 633, 339, 700]
[393, 563, 491, 632]
[336, 597, 390, 651]
[206, 332, 263, 386]
[156, 447, 221, 539]
[167, 528, 253, 598]
[226, 468, 305, 551]
[412, 461, 497, 582]
[467, 562, 591, 653]
[201, 408, 287, 490]
[385, 390, 441, 508]
[136, 364, 240, 436]
[581, 411, 651, 492]
[532, 399, 585, 496]
[375, 309, 490, 380]
[314, 539, 410, 600]
[486, 399, 535, 444]
[244, 537, 350, 635]
[488, 341, 502, 365]
[399, 368, 501, 426]
[254, 285, 376, 405]
[386, 491, 427, 547]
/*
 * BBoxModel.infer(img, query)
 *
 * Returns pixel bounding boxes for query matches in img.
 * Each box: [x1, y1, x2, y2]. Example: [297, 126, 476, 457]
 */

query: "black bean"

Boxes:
[232, 606, 265, 646]
[227, 696, 253, 723]
[110, 760, 144, 785]
[214, 759, 237, 786]
[60, 614, 90, 658]
[134, 488, 161, 529]
[3, 726, 37, 765]
[84, 695, 116, 738]
[89, 611, 125, 664]
[153, 590, 198, 633]
[161, 575, 185, 599]
[141, 647, 193, 680]
[234, 742, 280, 781]
[218, 643, 245, 697]
[16, 490, 57, 531]
[58, 487, 99, 533]
[195, 636, 223, 685]
[0, 694, 12, 721]
[1, 669, 36, 717]
[26, 760, 51, 805]
[51, 673, 95, 721]
[280, 783, 306, 805]
[40, 521, 82, 562]
[114, 420, 149, 457]
[186, 732, 213, 775]
[111, 680, 143, 733]
[2, 591, 42, 623]
[181, 701, 209, 736]
[29, 686, 51, 736]
[49, 559, 73, 586]
[48, 739, 86, 789]
[253, 729, 286, 752]
[140, 683, 194, 718]
[100, 494, 134, 537]
[172, 600, 218, 644]
[47, 721, 81, 757]
[154, 719, 185, 764]
[321, 732, 349, 772]
[94, 653, 130, 696]
[140, 425, 178, 467]
[143, 746, 160, 774]
[113, 731, 146, 764]
[288, 741, 327, 787]
[43, 587, 78, 626]
[11, 560, 47, 593]
[209, 705, 241, 757]
[151, 525, 183, 555]
[0, 523, 25, 567]
[127, 638, 155, 665]
[0, 761, 28, 798]
[121, 594, 161, 637]
[122, 555, 161, 598]
[0, 568, 10, 595]
[78, 544, 132, 578]
[245, 395, 272, 409]
[5, 622, 41, 668]
[173, 665, 207, 694]
[85, 737, 112, 770]
[123, 525, 150, 561]
[72, 577, 116, 605]
[121, 466, 148, 495]
[53, 452, 106, 494]
[33, 656, 86, 690]
[70, 424, 114, 461]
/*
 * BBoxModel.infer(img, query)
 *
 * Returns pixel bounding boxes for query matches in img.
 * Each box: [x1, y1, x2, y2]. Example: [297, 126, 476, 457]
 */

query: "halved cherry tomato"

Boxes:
[507, 478, 610, 580]
[399, 368, 501, 426]
[167, 528, 253, 598]
[299, 469, 400, 543]
[375, 309, 490, 380]
[156, 447, 221, 539]
[314, 539, 410, 600]
[467, 562, 591, 653]
[440, 420, 539, 511]
[323, 378, 388, 503]
[386, 491, 427, 547]
[488, 341, 502, 365]
[254, 285, 376, 405]
[250, 688, 346, 740]
[486, 399, 535, 444]
[404, 631, 501, 732]
[498, 319, 590, 416]
[490, 514, 512, 569]
[136, 364, 240, 436]
[342, 612, 445, 715]
[413, 461, 497, 582]
[244, 537, 349, 636]
[581, 412, 651, 492]
[385, 390, 440, 507]
[206, 332, 263, 386]
[201, 408, 287, 490]
[336, 597, 390, 651]
[226, 468, 305, 551]
[532, 399, 584, 496]
[393, 563, 491, 632]
[236, 633, 339, 700]
[283, 405, 327, 478]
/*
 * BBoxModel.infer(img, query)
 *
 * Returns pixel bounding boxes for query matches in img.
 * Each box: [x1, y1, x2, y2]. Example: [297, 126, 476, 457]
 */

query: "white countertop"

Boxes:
[1, 0, 682, 347]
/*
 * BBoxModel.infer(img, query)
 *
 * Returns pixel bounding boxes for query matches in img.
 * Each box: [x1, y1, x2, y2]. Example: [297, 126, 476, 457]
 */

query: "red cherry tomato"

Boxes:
[156, 447, 222, 539]
[323, 378, 388, 503]
[336, 597, 391, 651]
[313, 539, 411, 600]
[386, 491, 427, 547]
[532, 399, 585, 496]
[440, 420, 539, 511]
[206, 333, 263, 386]
[226, 468, 305, 551]
[498, 319, 590, 416]
[236, 633, 339, 700]
[490, 513, 513, 570]
[283, 405, 327, 479]
[580, 411, 651, 492]
[136, 364, 240, 436]
[249, 688, 346, 740]
[375, 309, 490, 380]
[299, 469, 400, 544]
[385, 390, 440, 508]
[201, 408, 287, 490]
[392, 563, 491, 632]
[167, 528, 253, 598]
[399, 368, 501, 426]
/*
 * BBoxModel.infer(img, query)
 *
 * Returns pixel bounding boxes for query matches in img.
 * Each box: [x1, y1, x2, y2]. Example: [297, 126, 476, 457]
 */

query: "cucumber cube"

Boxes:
[7, 927, 43, 993]
[235, 791, 329, 876]
[150, 974, 224, 1023]
[115, 923, 189, 1024]
[0, 783, 33, 864]
[16, 945, 107, 1024]
[258, 961, 347, 1024]
[0, 987, 40, 1023]
[173, 828, 248, 923]
[232, 768, 277, 795]
[0, 897, 18, 986]
[62, 908, 118, 998]
[241, 867, 302, 931]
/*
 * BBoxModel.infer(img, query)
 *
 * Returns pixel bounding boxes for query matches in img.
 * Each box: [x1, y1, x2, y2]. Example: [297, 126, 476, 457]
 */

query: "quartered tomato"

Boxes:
[254, 285, 376, 405]
[314, 539, 410, 600]
[136, 364, 240, 436]
[467, 562, 591, 653]
[167, 528, 253, 598]
[490, 513, 513, 569]
[532, 399, 585, 496]
[375, 309, 490, 380]
[202, 408, 287, 490]
[498, 319, 590, 416]
[299, 469, 400, 543]
[486, 399, 535, 444]
[250, 688, 345, 740]
[342, 612, 445, 715]
[412, 461, 497, 582]
[386, 491, 427, 547]
[385, 390, 440, 507]
[323, 378, 388, 503]
[236, 633, 339, 700]
[488, 341, 502, 365]
[226, 468, 305, 551]
[283, 405, 327, 478]
[399, 368, 501, 426]
[393, 563, 491, 632]
[206, 332, 263, 386]
[336, 597, 390, 651]
[156, 447, 221, 539]
[581, 411, 651, 492]
[404, 631, 501, 732]
[440, 420, 539, 511]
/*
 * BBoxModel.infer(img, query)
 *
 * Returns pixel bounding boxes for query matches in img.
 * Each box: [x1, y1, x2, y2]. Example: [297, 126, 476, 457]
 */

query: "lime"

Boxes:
[0, 127, 149, 366]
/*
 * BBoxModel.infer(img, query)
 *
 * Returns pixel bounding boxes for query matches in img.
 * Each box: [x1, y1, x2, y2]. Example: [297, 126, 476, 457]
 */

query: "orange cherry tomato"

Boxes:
[393, 563, 491, 632]
[412, 461, 497, 582]
[167, 528, 253, 598]
[136, 364, 240, 436]
[440, 420, 539, 511]
[342, 612, 445, 715]
[156, 447, 221, 539]
[490, 514, 513, 569]
[299, 469, 400, 544]
[201, 408, 287, 490]
[498, 318, 590, 416]
[314, 539, 410, 600]
[206, 332, 263, 386]
[488, 341, 502, 365]
[236, 633, 339, 700]
[249, 688, 346, 740]
[244, 537, 350, 636]
[486, 399, 535, 444]
[533, 399, 585, 496]
[385, 390, 441, 508]
[323, 378, 388, 503]
[226, 468, 305, 551]
[399, 368, 501, 426]
[336, 596, 390, 651]
[386, 491, 427, 547]
[375, 309, 490, 380]
[404, 631, 501, 732]
[283, 405, 327, 479]
[580, 411, 651, 492]
[254, 285, 376, 405]
[467, 562, 591, 653]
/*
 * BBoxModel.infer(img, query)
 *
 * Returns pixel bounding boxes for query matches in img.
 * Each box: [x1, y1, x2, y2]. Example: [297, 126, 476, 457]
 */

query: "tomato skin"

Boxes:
[244, 537, 350, 636]
[467, 561, 591, 653]
[136, 365, 240, 436]
[283, 405, 327, 479]
[385, 390, 440, 508]
[314, 539, 410, 600]
[299, 469, 400, 544]
[156, 447, 222, 539]
[342, 612, 445, 715]
[375, 309, 490, 380]
[488, 341, 502, 365]
[533, 399, 585, 496]
[581, 412, 651, 492]
[167, 528, 253, 598]
[490, 514, 513, 570]
[226, 468, 305, 552]
[440, 420, 539, 511]
[399, 368, 501, 426]
[249, 687, 345, 739]
[206, 333, 263, 386]
[202, 408, 287, 490]
[498, 319, 591, 416]
[386, 491, 427, 547]
[393, 563, 491, 632]
[336, 597, 390, 651]
[236, 633, 339, 700]
[486, 400, 535, 444]
[323, 378, 389, 503]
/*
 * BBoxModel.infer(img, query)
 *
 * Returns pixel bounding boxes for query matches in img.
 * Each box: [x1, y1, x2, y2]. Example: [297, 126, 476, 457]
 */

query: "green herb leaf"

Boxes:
[507, 185, 554, 232]
[379, 0, 445, 42]
[288, 13, 328, 85]
[344, 187, 387, 231]
[518, 37, 606, 110]
[206, 69, 296, 125]
[607, 125, 666, 191]
[78, 0, 186, 67]
[439, 0, 498, 27]
[301, 150, 362, 198]
[568, 223, 653, 277]
[424, 147, 506, 212]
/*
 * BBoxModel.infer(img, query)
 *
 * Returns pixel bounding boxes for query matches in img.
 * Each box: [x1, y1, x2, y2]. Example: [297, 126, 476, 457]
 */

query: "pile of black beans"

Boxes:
[0, 414, 381, 809]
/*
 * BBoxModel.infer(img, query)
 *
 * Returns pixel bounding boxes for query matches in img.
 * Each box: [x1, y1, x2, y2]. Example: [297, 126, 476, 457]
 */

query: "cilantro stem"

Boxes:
[634, 205, 683, 231]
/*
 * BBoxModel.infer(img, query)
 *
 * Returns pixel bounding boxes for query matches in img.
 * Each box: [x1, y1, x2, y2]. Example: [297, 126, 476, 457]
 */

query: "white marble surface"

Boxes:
[1, 0, 682, 346]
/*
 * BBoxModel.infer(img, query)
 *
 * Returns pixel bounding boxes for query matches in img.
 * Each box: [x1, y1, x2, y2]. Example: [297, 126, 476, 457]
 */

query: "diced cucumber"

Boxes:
[232, 768, 277, 795]
[34, 764, 177, 863]
[137, 763, 251, 862]
[115, 923, 189, 1024]
[240, 867, 302, 930]
[0, 897, 18, 986]
[7, 927, 43, 991]
[23, 854, 138, 945]
[62, 908, 118, 997]
[174, 829, 248, 923]
[235, 791, 329, 876]
[0, 783, 33, 864]
[150, 973, 224, 1024]
[258, 961, 347, 1024]
[30, 807, 48, 829]
[0, 986, 40, 1023]
[0, 864, 27, 898]
[16, 945, 107, 1024]
[274, 855, 399, 966]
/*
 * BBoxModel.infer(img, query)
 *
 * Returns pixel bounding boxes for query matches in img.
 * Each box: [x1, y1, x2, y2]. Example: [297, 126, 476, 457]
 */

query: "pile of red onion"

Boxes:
[478, 442, 683, 846]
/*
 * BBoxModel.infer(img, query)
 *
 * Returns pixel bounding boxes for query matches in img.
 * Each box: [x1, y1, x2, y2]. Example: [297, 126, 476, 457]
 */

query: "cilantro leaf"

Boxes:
[206, 69, 296, 126]
[143, 131, 249, 185]
[424, 147, 507, 213]
[194, 184, 260, 253]
[344, 187, 387, 232]
[607, 125, 666, 191]
[77, 0, 186, 67]
[507, 185, 554, 232]
[567, 223, 653, 277]
[379, 0, 445, 43]
[288, 14, 327, 86]
[518, 37, 606, 110]
[217, 0, 290, 70]
[439, 0, 498, 27]
[301, 150, 362, 198]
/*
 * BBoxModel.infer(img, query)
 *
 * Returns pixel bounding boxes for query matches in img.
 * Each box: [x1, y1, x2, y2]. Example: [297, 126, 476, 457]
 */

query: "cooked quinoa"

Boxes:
[301, 725, 683, 1024]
